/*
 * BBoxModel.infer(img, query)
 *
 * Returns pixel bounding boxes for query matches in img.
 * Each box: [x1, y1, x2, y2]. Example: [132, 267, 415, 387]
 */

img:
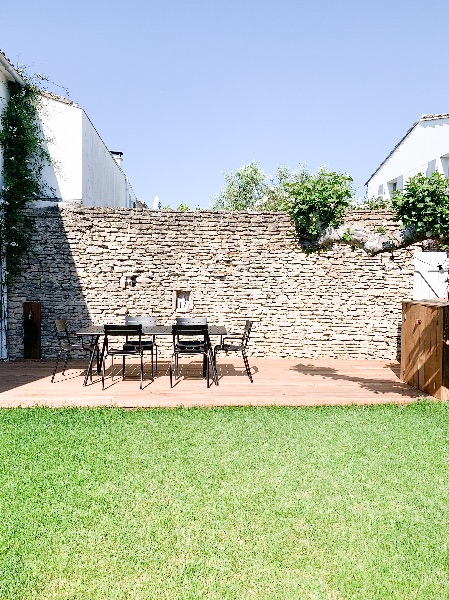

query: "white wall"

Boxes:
[39, 97, 83, 201]
[37, 96, 137, 208]
[367, 117, 449, 199]
[413, 252, 448, 300]
[81, 112, 136, 208]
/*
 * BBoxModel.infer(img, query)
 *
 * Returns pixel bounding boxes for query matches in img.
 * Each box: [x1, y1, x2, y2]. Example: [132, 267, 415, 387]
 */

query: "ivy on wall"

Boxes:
[0, 80, 52, 284]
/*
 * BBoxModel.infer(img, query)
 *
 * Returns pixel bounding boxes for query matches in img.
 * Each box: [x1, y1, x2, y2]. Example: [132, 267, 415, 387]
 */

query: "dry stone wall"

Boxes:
[6, 207, 417, 360]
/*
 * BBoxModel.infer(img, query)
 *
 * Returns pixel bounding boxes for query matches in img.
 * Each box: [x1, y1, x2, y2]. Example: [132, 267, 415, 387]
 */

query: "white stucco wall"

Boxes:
[413, 252, 449, 300]
[81, 112, 136, 208]
[39, 97, 83, 201]
[36, 97, 137, 208]
[0, 55, 138, 210]
[367, 117, 449, 199]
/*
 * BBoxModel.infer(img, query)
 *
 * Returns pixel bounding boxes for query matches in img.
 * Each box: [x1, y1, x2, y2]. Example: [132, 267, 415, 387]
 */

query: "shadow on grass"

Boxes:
[290, 362, 424, 398]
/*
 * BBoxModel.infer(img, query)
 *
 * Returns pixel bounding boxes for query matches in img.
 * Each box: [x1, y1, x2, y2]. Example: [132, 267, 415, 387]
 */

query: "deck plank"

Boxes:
[0, 358, 428, 408]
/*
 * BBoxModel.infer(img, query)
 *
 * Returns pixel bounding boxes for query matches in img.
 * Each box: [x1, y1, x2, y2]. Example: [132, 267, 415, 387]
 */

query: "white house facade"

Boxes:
[38, 94, 137, 208]
[0, 50, 138, 358]
[0, 50, 137, 209]
[366, 114, 449, 200]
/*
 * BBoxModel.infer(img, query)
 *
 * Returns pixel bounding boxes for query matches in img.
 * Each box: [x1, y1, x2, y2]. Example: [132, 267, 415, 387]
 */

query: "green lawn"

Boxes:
[1, 404, 449, 599]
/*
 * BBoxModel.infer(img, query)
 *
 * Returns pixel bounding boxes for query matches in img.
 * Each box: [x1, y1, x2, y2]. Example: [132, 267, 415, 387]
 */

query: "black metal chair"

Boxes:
[214, 320, 253, 382]
[101, 324, 144, 389]
[51, 319, 98, 383]
[124, 315, 158, 376]
[170, 323, 218, 388]
[174, 317, 208, 349]
[176, 318, 208, 325]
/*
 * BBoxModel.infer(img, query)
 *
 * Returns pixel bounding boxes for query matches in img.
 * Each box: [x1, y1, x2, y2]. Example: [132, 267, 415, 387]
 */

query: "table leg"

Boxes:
[83, 336, 100, 386]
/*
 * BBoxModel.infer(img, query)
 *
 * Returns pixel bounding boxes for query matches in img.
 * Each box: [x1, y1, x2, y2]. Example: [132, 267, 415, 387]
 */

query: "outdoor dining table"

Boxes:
[77, 324, 227, 386]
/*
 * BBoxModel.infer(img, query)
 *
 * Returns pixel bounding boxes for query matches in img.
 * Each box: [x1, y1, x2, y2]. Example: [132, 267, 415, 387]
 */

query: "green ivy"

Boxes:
[0, 80, 52, 285]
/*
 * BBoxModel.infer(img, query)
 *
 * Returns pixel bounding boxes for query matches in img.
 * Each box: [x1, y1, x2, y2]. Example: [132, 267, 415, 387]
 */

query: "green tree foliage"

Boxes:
[211, 162, 266, 211]
[176, 203, 190, 211]
[212, 162, 354, 246]
[284, 167, 354, 242]
[304, 171, 449, 254]
[256, 165, 311, 211]
[391, 172, 449, 244]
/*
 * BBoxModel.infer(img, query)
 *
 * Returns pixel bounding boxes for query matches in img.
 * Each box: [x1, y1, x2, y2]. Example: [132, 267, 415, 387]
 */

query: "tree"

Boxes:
[211, 162, 266, 211]
[308, 172, 449, 255]
[212, 162, 449, 255]
[283, 167, 354, 243]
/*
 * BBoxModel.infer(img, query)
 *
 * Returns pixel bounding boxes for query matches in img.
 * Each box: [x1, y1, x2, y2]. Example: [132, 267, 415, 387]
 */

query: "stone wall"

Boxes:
[6, 207, 417, 360]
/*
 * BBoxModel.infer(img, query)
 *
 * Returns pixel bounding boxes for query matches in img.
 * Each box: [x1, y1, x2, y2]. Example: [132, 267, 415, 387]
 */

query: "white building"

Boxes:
[0, 49, 137, 208]
[0, 49, 138, 358]
[366, 113, 449, 200]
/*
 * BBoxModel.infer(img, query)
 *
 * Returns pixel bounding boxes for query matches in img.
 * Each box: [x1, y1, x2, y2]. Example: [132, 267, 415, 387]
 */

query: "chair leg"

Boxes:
[140, 354, 143, 389]
[155, 345, 158, 371]
[242, 350, 253, 383]
[151, 347, 154, 378]
[102, 355, 106, 390]
[169, 355, 174, 388]
[84, 348, 96, 386]
[122, 356, 125, 380]
[51, 350, 63, 383]
[209, 347, 218, 385]
[206, 353, 210, 388]
[62, 351, 70, 376]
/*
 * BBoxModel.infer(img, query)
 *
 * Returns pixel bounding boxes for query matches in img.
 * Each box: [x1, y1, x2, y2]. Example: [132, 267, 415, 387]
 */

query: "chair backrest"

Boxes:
[125, 315, 157, 327]
[55, 319, 68, 335]
[241, 320, 253, 349]
[55, 319, 71, 349]
[104, 324, 142, 342]
[172, 323, 210, 348]
[176, 317, 207, 325]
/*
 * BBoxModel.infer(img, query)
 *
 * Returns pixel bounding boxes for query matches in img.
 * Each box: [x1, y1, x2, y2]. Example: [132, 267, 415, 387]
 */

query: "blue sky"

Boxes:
[2, 0, 449, 208]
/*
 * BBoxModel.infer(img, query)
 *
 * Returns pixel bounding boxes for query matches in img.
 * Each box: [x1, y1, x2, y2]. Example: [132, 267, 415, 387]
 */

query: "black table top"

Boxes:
[77, 325, 227, 337]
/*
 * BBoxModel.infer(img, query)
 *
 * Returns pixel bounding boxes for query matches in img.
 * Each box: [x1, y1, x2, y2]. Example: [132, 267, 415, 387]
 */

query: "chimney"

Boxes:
[110, 150, 123, 168]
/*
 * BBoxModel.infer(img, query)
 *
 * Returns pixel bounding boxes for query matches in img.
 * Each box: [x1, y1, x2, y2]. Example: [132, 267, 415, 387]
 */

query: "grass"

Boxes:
[1, 403, 449, 599]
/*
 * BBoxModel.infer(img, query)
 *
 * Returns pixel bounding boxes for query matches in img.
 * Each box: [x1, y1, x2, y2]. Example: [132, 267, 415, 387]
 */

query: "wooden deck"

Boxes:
[0, 358, 429, 408]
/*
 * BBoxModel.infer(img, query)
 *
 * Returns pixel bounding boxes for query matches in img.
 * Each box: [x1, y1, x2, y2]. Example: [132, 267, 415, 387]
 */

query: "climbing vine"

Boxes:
[0, 80, 52, 285]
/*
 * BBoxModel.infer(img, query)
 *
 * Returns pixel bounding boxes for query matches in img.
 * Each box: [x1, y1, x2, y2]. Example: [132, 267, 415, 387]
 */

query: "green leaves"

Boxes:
[391, 172, 449, 244]
[0, 81, 52, 284]
[211, 162, 267, 211]
[283, 167, 354, 244]
[211, 163, 354, 252]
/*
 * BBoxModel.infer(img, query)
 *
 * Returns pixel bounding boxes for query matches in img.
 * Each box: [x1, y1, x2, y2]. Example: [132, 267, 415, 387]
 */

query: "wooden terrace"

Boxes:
[0, 358, 427, 408]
